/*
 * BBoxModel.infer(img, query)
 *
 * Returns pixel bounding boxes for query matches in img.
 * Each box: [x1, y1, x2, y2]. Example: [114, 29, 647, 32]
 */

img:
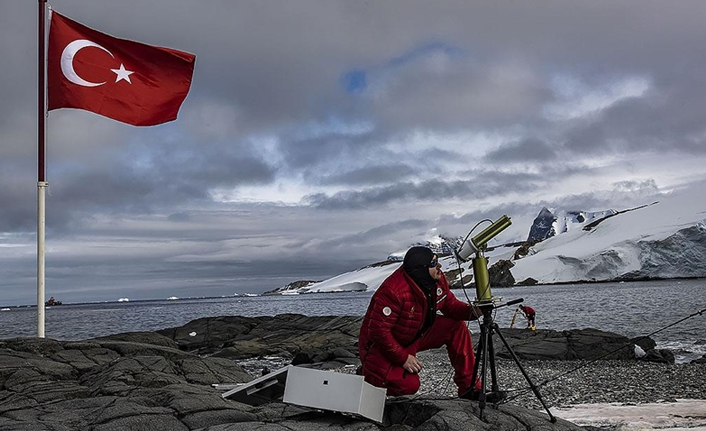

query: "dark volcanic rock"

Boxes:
[446, 267, 474, 289]
[0, 337, 254, 430]
[517, 277, 539, 286]
[642, 348, 676, 364]
[493, 327, 673, 363]
[154, 314, 670, 365]
[0, 315, 675, 430]
[157, 314, 363, 358]
[384, 397, 577, 430]
[92, 331, 180, 348]
[0, 329, 583, 431]
[451, 259, 516, 290]
[488, 259, 516, 287]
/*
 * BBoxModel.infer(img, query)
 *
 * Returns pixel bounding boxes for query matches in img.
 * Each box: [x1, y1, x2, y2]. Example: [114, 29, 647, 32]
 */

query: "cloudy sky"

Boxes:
[2, 0, 706, 305]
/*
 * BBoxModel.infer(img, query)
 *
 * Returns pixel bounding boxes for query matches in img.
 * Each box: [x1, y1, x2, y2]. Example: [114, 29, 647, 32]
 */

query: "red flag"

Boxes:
[48, 11, 196, 126]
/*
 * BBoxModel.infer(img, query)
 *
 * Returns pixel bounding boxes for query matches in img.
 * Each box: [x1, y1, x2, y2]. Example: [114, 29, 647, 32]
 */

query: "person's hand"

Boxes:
[470, 304, 482, 320]
[403, 354, 422, 374]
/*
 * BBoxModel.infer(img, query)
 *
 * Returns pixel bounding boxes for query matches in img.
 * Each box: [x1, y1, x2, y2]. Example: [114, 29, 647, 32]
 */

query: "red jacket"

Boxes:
[522, 306, 535, 316]
[358, 266, 474, 381]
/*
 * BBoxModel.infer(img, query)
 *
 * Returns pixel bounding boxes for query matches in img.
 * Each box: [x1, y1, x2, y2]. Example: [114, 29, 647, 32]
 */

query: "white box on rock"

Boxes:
[283, 365, 386, 423]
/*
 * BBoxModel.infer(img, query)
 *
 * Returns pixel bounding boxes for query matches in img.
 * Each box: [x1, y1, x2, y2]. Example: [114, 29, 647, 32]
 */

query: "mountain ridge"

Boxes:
[269, 187, 706, 294]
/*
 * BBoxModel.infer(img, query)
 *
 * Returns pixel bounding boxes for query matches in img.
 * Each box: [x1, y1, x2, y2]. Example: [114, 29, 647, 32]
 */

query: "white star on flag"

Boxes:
[111, 64, 134, 83]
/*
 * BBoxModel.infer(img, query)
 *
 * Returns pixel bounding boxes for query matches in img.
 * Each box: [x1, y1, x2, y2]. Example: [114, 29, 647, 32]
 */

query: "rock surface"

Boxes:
[156, 314, 362, 363]
[0, 314, 693, 430]
[493, 327, 673, 362]
[0, 332, 580, 430]
[488, 259, 516, 287]
[155, 314, 674, 365]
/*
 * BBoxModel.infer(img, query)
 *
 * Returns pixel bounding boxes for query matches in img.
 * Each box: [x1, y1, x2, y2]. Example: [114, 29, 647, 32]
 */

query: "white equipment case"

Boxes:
[222, 365, 386, 423]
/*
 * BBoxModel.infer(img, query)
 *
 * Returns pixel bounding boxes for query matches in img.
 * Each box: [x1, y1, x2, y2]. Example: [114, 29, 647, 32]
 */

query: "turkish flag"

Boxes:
[48, 11, 196, 126]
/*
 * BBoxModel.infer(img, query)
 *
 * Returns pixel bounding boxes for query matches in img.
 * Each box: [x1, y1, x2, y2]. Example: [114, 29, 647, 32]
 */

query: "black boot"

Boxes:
[460, 388, 506, 404]
[486, 390, 507, 404]
[460, 387, 480, 400]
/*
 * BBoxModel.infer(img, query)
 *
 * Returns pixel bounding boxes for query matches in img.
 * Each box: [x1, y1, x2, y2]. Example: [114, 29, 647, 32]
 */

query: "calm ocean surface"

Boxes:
[1, 279, 704, 362]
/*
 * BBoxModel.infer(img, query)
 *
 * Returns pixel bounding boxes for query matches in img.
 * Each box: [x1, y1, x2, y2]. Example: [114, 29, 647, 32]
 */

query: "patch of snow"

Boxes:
[306, 263, 399, 293]
[551, 399, 706, 430]
[634, 344, 646, 358]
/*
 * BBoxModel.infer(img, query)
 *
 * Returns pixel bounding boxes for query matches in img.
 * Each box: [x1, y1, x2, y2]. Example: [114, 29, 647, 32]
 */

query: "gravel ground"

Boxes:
[237, 349, 706, 412]
[411, 349, 706, 411]
[235, 352, 706, 430]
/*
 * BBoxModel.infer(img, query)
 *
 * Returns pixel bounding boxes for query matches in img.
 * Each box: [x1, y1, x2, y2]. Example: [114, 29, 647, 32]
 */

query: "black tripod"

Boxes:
[469, 301, 556, 422]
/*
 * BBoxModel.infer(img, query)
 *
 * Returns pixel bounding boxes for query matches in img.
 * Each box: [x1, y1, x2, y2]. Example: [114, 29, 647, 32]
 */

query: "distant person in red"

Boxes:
[519, 304, 536, 329]
[358, 246, 498, 400]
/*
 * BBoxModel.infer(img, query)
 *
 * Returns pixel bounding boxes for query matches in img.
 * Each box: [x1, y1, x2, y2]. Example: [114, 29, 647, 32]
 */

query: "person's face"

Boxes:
[428, 255, 442, 280]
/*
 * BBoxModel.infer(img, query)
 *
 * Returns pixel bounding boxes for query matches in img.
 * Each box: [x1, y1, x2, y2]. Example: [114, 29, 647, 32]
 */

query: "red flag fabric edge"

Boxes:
[48, 11, 196, 126]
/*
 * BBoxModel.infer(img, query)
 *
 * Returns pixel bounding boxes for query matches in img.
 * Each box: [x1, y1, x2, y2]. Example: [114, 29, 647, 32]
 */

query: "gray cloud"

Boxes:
[2, 0, 706, 305]
[317, 164, 418, 186]
[485, 138, 557, 163]
[303, 173, 544, 210]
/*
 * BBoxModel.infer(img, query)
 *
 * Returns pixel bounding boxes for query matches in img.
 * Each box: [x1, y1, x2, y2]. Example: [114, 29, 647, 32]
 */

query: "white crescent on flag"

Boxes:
[60, 39, 114, 87]
[49, 10, 196, 126]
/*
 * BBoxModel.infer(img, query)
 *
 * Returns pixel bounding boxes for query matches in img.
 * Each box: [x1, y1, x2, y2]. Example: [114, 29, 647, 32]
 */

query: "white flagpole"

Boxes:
[37, 183, 48, 337]
[37, 0, 48, 338]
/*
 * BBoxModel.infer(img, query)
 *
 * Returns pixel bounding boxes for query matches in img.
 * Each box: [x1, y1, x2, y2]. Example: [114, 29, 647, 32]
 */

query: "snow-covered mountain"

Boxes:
[527, 207, 617, 242]
[508, 196, 706, 284]
[282, 184, 706, 294]
[387, 235, 463, 261]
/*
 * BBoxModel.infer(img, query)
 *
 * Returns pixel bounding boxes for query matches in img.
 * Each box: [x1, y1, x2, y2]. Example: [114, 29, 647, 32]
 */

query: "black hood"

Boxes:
[403, 246, 437, 292]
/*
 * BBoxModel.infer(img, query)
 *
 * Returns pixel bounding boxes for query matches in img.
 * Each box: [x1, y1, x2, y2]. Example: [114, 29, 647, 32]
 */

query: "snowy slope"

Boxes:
[511, 188, 706, 283]
[296, 184, 706, 294]
[304, 263, 399, 293]
[304, 253, 473, 293]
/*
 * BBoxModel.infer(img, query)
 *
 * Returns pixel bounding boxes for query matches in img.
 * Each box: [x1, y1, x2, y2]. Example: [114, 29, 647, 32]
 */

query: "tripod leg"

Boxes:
[469, 323, 483, 391]
[492, 324, 557, 423]
[478, 322, 489, 420]
[487, 329, 499, 393]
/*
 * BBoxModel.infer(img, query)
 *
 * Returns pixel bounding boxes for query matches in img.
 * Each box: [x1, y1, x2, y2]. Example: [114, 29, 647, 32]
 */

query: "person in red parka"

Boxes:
[519, 304, 536, 330]
[358, 246, 485, 399]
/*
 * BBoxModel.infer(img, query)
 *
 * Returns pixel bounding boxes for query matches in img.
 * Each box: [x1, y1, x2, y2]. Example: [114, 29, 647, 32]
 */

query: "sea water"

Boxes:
[1, 279, 704, 362]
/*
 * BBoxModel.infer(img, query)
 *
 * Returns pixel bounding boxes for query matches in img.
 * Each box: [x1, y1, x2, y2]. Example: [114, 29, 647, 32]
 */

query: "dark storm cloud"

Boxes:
[0, 3, 36, 118]
[484, 138, 558, 163]
[0, 168, 38, 232]
[561, 77, 706, 157]
[0, 132, 277, 234]
[304, 172, 544, 210]
[318, 164, 417, 186]
[279, 130, 379, 170]
[606, 81, 706, 155]
[311, 219, 429, 249]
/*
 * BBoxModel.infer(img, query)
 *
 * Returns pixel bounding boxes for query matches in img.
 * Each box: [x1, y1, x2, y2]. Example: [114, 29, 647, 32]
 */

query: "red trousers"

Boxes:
[366, 315, 480, 396]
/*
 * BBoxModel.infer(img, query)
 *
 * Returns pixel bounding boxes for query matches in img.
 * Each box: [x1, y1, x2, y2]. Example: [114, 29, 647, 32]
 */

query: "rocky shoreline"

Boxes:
[0, 314, 703, 430]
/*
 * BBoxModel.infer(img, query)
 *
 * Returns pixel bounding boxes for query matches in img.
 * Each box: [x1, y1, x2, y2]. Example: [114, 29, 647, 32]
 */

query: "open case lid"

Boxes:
[221, 365, 290, 405]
